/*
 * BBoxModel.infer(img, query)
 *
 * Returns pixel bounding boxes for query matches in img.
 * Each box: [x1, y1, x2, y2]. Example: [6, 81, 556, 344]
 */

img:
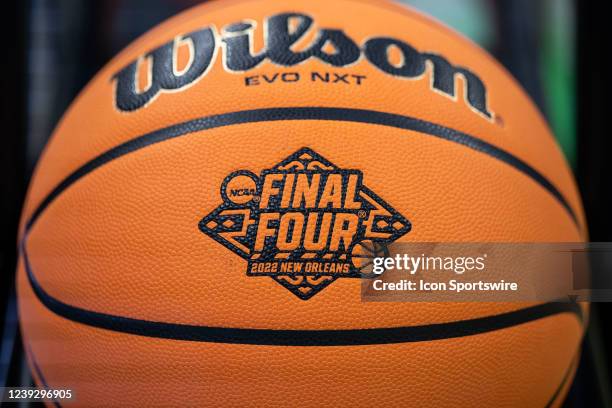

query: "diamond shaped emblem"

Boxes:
[199, 148, 411, 300]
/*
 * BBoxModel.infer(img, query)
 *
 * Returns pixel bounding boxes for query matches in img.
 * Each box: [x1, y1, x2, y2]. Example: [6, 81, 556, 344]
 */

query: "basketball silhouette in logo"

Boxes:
[350, 239, 390, 277]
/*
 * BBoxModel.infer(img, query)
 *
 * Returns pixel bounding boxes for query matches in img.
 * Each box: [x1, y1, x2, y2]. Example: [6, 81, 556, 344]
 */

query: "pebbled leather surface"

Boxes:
[17, 0, 586, 406]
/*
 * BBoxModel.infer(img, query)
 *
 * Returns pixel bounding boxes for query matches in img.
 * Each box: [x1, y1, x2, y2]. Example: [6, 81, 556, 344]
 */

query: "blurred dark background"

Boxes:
[0, 0, 610, 406]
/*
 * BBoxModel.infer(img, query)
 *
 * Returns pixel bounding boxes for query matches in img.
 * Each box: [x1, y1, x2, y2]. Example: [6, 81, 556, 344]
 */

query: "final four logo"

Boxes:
[199, 148, 411, 299]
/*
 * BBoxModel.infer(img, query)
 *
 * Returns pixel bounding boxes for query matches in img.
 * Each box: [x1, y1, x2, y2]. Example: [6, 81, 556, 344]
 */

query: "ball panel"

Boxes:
[26, 121, 579, 328]
[20, 0, 583, 232]
[18, 262, 581, 408]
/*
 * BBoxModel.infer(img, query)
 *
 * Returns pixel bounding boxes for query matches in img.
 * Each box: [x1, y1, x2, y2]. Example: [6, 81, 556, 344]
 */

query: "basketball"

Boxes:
[17, 0, 587, 406]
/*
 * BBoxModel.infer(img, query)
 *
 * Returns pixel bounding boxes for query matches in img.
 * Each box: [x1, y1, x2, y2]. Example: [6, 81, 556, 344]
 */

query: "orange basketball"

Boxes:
[17, 0, 586, 406]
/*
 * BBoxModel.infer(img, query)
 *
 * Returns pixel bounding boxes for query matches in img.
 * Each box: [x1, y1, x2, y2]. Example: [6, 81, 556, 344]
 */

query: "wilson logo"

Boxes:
[199, 148, 411, 299]
[113, 12, 492, 120]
